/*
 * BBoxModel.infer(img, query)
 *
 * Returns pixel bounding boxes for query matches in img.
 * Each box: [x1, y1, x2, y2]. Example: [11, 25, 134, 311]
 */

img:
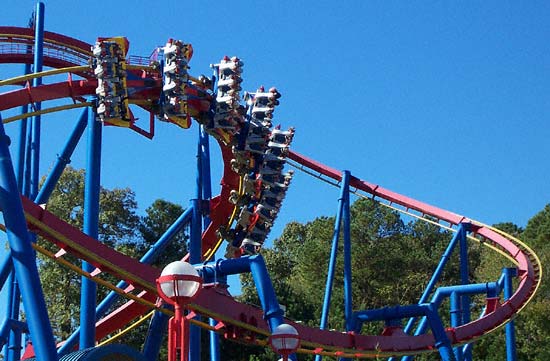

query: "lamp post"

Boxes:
[268, 323, 300, 361]
[156, 261, 202, 361]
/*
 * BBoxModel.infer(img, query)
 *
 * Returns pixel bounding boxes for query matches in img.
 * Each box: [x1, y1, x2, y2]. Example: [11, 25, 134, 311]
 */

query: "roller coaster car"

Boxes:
[217, 77, 243, 94]
[251, 105, 274, 119]
[162, 96, 191, 129]
[217, 94, 240, 106]
[265, 145, 288, 158]
[93, 36, 129, 58]
[217, 56, 244, 76]
[92, 37, 131, 128]
[95, 79, 119, 97]
[263, 152, 286, 164]
[241, 238, 261, 255]
[97, 100, 131, 127]
[254, 91, 280, 107]
[94, 62, 123, 78]
[163, 39, 193, 62]
[162, 77, 187, 92]
[269, 128, 295, 143]
[163, 57, 189, 74]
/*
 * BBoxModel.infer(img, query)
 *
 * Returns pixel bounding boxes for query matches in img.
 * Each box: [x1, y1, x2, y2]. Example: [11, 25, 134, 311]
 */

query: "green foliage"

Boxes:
[237, 198, 550, 360]
[38, 167, 140, 340]
[35, 166, 550, 360]
[114, 198, 188, 358]
[238, 198, 462, 359]
[522, 204, 550, 299]
[37, 167, 187, 347]
[137, 198, 188, 266]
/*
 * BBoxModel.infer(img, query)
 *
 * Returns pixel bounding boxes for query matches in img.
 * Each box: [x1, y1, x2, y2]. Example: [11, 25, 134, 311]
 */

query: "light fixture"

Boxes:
[269, 323, 300, 361]
[156, 261, 202, 361]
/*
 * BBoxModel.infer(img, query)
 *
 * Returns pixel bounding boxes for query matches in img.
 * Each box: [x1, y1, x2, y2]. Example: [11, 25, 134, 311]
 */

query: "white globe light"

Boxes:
[159, 261, 200, 299]
[271, 323, 300, 352]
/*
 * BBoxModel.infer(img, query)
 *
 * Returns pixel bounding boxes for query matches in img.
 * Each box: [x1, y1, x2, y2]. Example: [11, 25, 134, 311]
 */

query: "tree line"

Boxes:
[33, 167, 550, 360]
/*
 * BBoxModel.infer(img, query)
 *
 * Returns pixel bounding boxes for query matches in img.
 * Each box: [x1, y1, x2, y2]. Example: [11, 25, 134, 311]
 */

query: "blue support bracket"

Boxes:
[198, 256, 296, 360]
[0, 319, 28, 347]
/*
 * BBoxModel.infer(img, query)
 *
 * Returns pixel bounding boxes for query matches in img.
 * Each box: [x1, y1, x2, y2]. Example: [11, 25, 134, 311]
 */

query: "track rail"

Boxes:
[0, 26, 541, 358]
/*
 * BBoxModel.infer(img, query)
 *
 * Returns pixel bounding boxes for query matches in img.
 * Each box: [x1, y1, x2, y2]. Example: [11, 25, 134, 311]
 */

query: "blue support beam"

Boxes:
[6, 6, 46, 359]
[0, 113, 58, 360]
[22, 123, 32, 196]
[16, 63, 32, 191]
[199, 256, 285, 329]
[198, 125, 219, 361]
[341, 171, 353, 361]
[188, 199, 201, 361]
[412, 282, 499, 336]
[0, 319, 28, 348]
[29, 2, 45, 201]
[79, 106, 101, 349]
[316, 171, 351, 361]
[142, 309, 170, 360]
[353, 304, 455, 361]
[458, 223, 471, 361]
[425, 304, 455, 361]
[199, 256, 293, 360]
[403, 223, 471, 335]
[503, 268, 517, 361]
[450, 292, 463, 360]
[199, 125, 212, 219]
[6, 272, 21, 361]
[341, 171, 352, 332]
[0, 256, 13, 289]
[400, 281, 500, 361]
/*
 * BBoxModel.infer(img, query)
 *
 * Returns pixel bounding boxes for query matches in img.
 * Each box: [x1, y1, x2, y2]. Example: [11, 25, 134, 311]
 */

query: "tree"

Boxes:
[522, 204, 550, 299]
[466, 211, 550, 360]
[137, 198, 188, 267]
[115, 199, 188, 359]
[238, 198, 462, 360]
[37, 167, 140, 340]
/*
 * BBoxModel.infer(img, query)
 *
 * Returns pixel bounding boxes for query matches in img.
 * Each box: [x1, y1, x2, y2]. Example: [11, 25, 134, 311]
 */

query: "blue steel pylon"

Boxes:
[0, 114, 58, 360]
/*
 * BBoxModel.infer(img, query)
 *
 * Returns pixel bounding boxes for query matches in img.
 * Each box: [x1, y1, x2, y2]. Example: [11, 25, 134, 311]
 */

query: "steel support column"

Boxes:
[29, 2, 45, 201]
[450, 292, 463, 360]
[199, 125, 219, 361]
[503, 268, 517, 361]
[316, 171, 351, 361]
[0, 113, 58, 360]
[79, 106, 102, 349]
[458, 225, 471, 361]
[188, 126, 204, 361]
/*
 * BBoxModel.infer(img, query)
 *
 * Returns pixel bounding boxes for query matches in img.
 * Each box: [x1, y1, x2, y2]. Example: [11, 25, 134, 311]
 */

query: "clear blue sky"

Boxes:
[2, 1, 550, 295]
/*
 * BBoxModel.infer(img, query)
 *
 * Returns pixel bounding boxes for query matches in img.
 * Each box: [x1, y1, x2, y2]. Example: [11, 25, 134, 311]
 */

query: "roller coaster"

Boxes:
[0, 3, 542, 361]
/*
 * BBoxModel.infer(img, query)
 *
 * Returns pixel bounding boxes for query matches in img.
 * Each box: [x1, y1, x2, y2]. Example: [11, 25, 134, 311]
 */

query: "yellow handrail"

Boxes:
[2, 102, 92, 124]
[0, 65, 88, 87]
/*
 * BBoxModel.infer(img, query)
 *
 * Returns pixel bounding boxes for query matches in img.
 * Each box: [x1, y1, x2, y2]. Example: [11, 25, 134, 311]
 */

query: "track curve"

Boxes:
[0, 26, 541, 358]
